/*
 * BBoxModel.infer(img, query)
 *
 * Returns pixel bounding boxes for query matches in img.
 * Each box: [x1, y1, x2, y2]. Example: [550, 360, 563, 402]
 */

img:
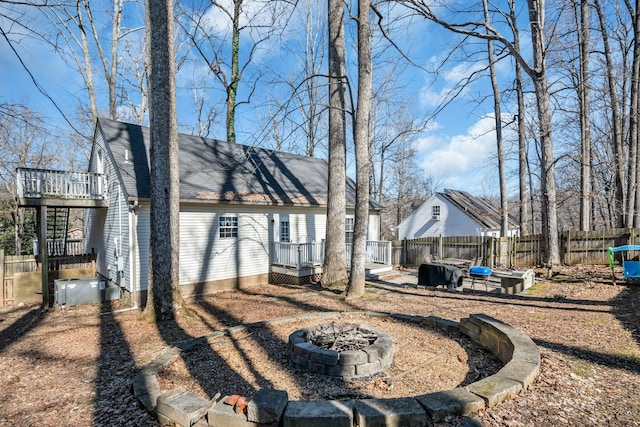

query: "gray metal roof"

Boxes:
[441, 188, 518, 230]
[97, 118, 380, 208]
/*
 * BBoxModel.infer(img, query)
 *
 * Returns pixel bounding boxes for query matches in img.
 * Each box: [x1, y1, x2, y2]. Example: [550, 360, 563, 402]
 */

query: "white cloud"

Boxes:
[417, 115, 498, 189]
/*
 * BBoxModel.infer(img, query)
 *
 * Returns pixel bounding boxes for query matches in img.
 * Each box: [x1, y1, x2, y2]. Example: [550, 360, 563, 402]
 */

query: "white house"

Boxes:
[84, 118, 385, 305]
[397, 189, 519, 239]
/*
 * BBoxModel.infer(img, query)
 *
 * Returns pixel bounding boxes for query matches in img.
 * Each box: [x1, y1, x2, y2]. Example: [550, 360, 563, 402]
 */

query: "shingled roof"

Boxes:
[440, 188, 518, 230]
[96, 117, 380, 208]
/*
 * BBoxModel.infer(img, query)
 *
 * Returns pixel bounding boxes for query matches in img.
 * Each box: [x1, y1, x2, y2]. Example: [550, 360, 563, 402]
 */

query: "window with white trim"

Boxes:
[345, 217, 354, 244]
[219, 215, 238, 238]
[431, 205, 441, 220]
[280, 220, 290, 242]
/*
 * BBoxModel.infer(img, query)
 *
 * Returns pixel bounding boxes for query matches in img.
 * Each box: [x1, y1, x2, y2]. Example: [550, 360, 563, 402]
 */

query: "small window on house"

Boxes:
[219, 216, 238, 238]
[432, 205, 441, 220]
[280, 220, 290, 242]
[345, 217, 355, 244]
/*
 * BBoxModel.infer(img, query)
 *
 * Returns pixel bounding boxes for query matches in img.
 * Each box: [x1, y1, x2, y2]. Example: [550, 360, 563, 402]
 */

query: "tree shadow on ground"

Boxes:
[610, 284, 640, 357]
[182, 285, 377, 400]
[0, 305, 48, 355]
[94, 302, 158, 426]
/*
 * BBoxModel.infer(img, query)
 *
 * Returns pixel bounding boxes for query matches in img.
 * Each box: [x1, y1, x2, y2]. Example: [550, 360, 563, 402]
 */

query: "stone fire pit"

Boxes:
[288, 322, 393, 378]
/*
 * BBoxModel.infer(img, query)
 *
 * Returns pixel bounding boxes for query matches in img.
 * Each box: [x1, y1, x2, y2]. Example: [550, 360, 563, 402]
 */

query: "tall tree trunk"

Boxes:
[142, 0, 188, 321]
[528, 0, 560, 265]
[346, 0, 372, 299]
[484, 0, 508, 237]
[577, 0, 592, 231]
[594, 0, 625, 228]
[629, 0, 640, 225]
[322, 0, 348, 288]
[226, 0, 242, 144]
[509, 0, 529, 236]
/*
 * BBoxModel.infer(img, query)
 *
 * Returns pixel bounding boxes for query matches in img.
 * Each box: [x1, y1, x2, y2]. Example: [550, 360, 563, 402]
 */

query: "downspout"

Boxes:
[128, 200, 138, 309]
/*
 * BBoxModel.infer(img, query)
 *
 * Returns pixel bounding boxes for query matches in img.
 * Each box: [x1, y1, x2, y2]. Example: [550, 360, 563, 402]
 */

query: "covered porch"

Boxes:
[271, 240, 393, 284]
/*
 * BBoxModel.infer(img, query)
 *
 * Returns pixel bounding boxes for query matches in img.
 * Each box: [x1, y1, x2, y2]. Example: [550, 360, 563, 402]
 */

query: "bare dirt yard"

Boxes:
[1, 264, 639, 426]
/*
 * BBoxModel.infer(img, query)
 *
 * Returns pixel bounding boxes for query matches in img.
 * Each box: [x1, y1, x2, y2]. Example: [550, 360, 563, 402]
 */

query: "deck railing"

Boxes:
[33, 238, 86, 257]
[16, 168, 107, 200]
[273, 240, 391, 270]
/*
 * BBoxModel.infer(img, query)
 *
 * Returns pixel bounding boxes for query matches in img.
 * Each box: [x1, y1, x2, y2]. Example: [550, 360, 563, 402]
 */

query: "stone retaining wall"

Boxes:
[134, 311, 540, 426]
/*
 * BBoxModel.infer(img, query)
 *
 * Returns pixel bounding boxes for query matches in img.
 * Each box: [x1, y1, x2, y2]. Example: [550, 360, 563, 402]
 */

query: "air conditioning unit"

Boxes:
[432, 214, 440, 221]
[54, 277, 120, 307]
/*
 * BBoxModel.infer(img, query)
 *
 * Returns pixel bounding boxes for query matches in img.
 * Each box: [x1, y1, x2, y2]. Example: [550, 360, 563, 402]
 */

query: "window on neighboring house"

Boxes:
[432, 205, 441, 220]
[280, 220, 290, 242]
[345, 217, 354, 244]
[219, 215, 238, 238]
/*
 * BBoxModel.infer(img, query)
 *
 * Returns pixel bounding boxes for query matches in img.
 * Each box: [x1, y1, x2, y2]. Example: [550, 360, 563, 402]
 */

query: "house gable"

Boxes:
[397, 189, 520, 239]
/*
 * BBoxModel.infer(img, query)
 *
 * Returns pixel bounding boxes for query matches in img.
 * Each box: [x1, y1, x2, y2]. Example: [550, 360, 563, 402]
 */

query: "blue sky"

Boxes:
[0, 0, 528, 198]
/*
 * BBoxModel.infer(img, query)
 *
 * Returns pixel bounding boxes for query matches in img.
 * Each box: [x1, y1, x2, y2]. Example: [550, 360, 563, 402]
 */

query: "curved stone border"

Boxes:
[133, 311, 540, 426]
[288, 323, 393, 378]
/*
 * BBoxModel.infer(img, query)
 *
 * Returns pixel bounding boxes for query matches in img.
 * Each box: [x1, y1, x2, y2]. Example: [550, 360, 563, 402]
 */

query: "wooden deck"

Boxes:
[16, 167, 108, 208]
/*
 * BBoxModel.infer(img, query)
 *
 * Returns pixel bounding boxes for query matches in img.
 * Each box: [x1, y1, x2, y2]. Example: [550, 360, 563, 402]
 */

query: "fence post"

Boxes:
[487, 237, 495, 269]
[438, 234, 443, 259]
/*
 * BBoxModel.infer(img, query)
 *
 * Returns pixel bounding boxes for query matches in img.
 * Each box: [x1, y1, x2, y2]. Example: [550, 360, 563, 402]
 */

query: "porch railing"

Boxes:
[17, 168, 107, 200]
[272, 241, 325, 269]
[273, 240, 391, 270]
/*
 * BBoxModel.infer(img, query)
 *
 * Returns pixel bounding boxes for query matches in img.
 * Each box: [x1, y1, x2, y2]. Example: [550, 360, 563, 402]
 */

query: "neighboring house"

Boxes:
[82, 118, 385, 305]
[397, 189, 519, 239]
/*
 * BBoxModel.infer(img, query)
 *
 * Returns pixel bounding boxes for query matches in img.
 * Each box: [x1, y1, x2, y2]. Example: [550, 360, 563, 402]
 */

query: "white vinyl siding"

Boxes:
[86, 130, 131, 290]
[178, 206, 270, 286]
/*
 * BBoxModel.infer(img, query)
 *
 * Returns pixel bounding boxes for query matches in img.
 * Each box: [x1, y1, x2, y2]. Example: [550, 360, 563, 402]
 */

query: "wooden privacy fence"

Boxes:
[0, 250, 95, 306]
[393, 228, 640, 269]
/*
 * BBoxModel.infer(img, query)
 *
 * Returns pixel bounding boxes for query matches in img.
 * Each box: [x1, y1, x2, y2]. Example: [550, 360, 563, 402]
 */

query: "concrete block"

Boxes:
[355, 360, 382, 377]
[133, 372, 162, 412]
[498, 360, 541, 391]
[208, 398, 275, 427]
[288, 330, 306, 349]
[283, 400, 354, 427]
[307, 360, 326, 375]
[465, 374, 523, 408]
[289, 352, 309, 369]
[325, 363, 356, 377]
[338, 350, 368, 365]
[354, 397, 427, 427]
[156, 388, 209, 427]
[309, 348, 339, 365]
[246, 389, 288, 424]
[293, 342, 316, 358]
[415, 388, 485, 422]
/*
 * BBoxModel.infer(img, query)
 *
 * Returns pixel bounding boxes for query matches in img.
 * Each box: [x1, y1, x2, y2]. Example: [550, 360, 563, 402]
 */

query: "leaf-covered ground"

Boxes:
[0, 265, 639, 426]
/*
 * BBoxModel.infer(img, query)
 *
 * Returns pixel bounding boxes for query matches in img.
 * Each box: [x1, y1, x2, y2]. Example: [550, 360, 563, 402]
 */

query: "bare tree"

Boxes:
[178, 0, 284, 143]
[346, 0, 372, 299]
[594, 0, 625, 228]
[397, 0, 561, 264]
[142, 0, 189, 321]
[322, 0, 348, 288]
[0, 105, 59, 255]
[482, 0, 508, 237]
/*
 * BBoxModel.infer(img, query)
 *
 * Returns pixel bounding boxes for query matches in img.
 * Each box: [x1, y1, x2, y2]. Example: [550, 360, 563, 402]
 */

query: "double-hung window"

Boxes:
[219, 215, 238, 238]
[345, 217, 355, 244]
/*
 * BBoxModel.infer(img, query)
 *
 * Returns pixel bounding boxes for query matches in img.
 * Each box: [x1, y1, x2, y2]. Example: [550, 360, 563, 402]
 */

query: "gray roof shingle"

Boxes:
[441, 188, 518, 230]
[97, 117, 379, 208]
